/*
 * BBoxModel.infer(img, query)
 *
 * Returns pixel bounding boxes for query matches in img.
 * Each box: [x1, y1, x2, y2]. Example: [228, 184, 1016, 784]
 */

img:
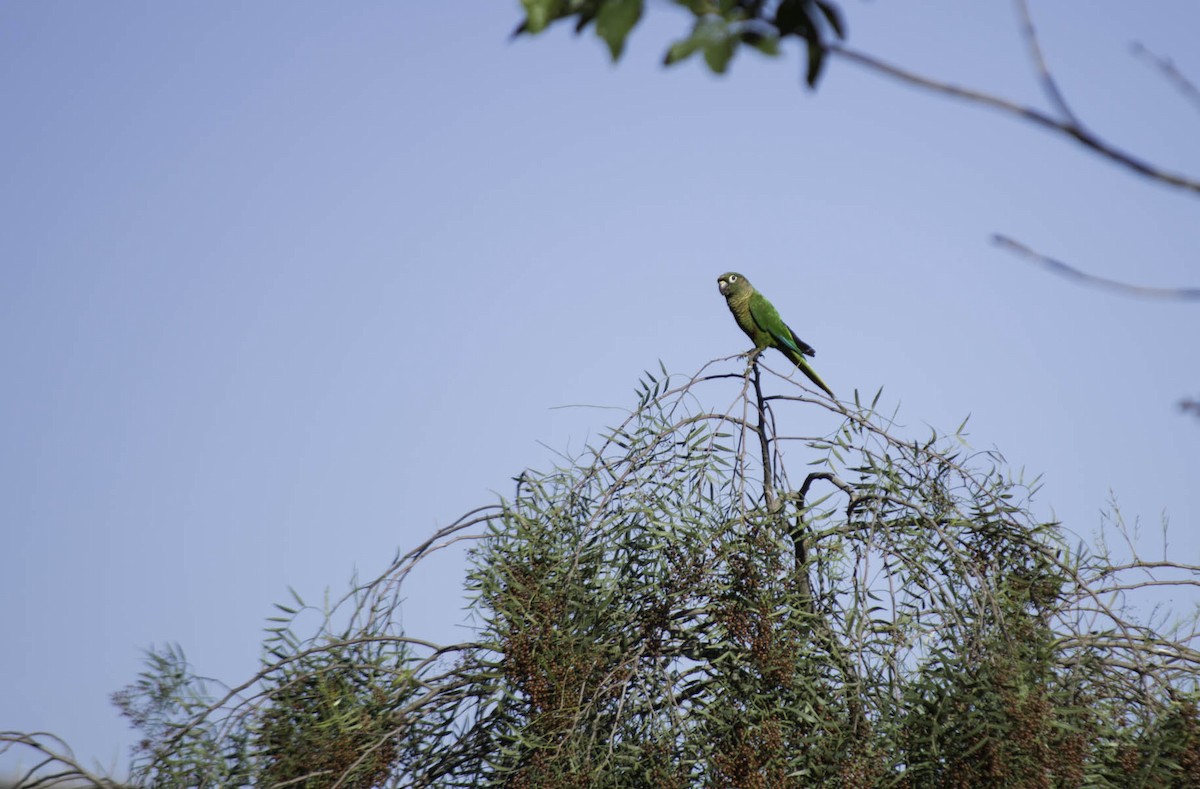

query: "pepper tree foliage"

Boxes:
[515, 0, 846, 86]
[8, 359, 1200, 787]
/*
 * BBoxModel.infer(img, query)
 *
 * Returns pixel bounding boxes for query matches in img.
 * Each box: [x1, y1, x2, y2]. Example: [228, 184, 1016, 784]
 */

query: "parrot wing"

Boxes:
[748, 292, 815, 358]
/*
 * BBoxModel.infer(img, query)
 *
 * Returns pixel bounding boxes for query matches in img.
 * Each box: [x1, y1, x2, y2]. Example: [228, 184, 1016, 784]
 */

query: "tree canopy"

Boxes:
[10, 359, 1199, 786]
[517, 0, 846, 85]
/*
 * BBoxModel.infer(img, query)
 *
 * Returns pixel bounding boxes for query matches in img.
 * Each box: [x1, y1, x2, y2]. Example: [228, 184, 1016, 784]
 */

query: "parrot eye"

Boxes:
[729, 275, 738, 282]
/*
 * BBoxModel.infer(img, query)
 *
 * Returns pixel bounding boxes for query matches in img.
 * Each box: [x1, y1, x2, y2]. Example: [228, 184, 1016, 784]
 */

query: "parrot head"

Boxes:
[717, 272, 752, 299]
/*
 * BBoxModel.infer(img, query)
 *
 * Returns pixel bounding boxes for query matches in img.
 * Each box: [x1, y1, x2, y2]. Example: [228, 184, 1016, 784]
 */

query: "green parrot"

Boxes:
[717, 272, 836, 399]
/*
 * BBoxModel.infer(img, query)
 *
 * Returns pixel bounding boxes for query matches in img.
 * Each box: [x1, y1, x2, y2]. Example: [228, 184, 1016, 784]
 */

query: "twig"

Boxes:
[1013, 0, 1079, 126]
[1130, 41, 1200, 113]
[751, 363, 778, 513]
[992, 234, 1200, 300]
[0, 731, 128, 788]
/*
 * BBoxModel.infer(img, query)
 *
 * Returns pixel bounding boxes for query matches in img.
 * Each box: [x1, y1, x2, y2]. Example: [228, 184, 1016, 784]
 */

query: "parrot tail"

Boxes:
[783, 348, 836, 399]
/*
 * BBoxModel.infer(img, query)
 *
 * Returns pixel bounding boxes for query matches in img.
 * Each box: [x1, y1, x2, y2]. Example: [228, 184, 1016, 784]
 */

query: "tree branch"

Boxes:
[992, 234, 1200, 300]
[1130, 41, 1200, 113]
[827, 44, 1200, 195]
[1013, 0, 1079, 126]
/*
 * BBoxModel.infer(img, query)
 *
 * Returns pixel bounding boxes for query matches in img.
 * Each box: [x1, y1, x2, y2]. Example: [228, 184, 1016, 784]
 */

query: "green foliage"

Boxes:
[895, 577, 1092, 788]
[110, 585, 425, 787]
[110, 643, 253, 787]
[514, 0, 846, 86]
[254, 648, 407, 788]
[56, 359, 1199, 787]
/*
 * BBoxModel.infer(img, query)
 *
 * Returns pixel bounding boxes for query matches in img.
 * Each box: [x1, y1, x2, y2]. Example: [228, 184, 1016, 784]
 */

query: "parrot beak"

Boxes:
[718, 280, 727, 294]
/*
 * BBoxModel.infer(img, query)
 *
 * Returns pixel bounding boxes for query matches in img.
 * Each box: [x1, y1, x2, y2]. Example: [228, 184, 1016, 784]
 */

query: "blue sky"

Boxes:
[2, 1, 1198, 775]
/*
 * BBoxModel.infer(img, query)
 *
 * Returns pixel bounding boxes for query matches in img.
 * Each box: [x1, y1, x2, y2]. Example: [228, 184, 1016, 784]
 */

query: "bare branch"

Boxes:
[828, 44, 1200, 195]
[0, 731, 128, 788]
[1013, 0, 1079, 126]
[992, 234, 1200, 300]
[1131, 41, 1200, 113]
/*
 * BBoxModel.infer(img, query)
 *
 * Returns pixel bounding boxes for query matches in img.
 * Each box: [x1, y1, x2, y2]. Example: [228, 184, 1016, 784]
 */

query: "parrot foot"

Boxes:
[740, 349, 764, 367]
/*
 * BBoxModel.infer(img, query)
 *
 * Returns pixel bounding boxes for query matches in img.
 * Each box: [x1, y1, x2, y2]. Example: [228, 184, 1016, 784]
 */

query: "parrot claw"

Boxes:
[739, 349, 764, 376]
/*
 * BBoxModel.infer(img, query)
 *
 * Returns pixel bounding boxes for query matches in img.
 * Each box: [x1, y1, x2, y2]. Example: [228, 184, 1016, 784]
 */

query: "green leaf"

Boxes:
[665, 16, 736, 73]
[774, 0, 815, 39]
[704, 31, 737, 73]
[664, 36, 702, 66]
[815, 0, 846, 39]
[805, 41, 827, 87]
[596, 0, 643, 60]
[741, 28, 780, 57]
[520, 0, 565, 35]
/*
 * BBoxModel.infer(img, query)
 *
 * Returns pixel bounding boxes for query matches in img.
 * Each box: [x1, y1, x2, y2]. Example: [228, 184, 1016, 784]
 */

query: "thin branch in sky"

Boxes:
[827, 44, 1200, 196]
[1013, 0, 1080, 127]
[1130, 41, 1200, 114]
[992, 234, 1200, 301]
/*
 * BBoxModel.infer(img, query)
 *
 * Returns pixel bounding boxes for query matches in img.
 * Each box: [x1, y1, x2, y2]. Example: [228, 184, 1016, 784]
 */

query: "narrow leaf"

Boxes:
[805, 41, 827, 87]
[815, 0, 846, 39]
